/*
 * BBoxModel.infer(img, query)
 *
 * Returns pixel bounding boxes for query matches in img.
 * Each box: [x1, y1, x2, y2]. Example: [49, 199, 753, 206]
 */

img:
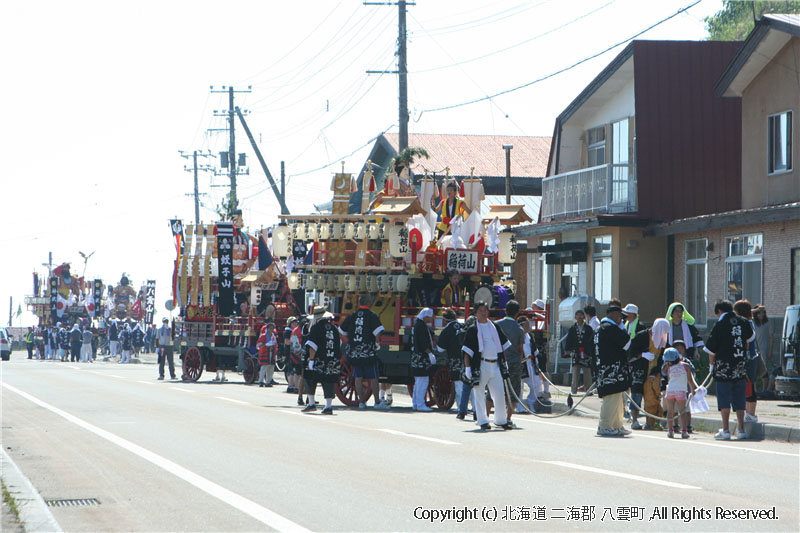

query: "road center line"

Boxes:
[542, 460, 701, 490]
[2, 382, 310, 533]
[171, 387, 196, 393]
[215, 396, 249, 405]
[378, 428, 460, 445]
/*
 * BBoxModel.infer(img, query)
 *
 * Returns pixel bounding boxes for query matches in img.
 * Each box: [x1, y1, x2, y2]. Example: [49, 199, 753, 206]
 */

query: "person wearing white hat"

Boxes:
[623, 304, 646, 340]
[302, 306, 341, 414]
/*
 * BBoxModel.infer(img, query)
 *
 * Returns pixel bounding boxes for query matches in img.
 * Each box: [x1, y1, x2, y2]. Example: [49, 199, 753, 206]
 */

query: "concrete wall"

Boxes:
[741, 39, 800, 209]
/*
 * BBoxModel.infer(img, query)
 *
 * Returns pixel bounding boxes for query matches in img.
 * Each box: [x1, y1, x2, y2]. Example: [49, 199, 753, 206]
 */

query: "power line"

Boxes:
[412, 0, 618, 74]
[418, 0, 703, 116]
[414, 0, 551, 37]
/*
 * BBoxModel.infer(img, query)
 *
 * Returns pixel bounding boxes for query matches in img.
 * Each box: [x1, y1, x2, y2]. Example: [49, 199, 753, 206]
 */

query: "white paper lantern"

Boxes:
[272, 224, 292, 259]
[368, 222, 380, 240]
[306, 223, 318, 241]
[336, 274, 347, 291]
[377, 275, 387, 293]
[343, 222, 355, 240]
[356, 274, 368, 292]
[287, 272, 301, 290]
[325, 273, 337, 291]
[354, 222, 366, 242]
[388, 223, 409, 258]
[395, 274, 409, 294]
[318, 223, 331, 240]
[343, 274, 355, 292]
[378, 223, 388, 241]
[498, 232, 518, 264]
[366, 275, 378, 293]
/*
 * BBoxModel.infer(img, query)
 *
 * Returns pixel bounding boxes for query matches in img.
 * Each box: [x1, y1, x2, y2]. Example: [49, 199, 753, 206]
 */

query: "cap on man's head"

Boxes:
[623, 304, 638, 315]
[606, 305, 627, 316]
[162, 317, 169, 323]
[533, 299, 545, 310]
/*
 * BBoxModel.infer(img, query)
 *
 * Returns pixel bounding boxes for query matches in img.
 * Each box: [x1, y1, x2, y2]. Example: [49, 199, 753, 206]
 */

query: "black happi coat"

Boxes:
[565, 322, 595, 368]
[132, 326, 145, 349]
[705, 313, 755, 382]
[667, 321, 704, 359]
[437, 320, 466, 377]
[340, 308, 384, 366]
[627, 328, 660, 394]
[594, 319, 632, 398]
[411, 319, 436, 377]
[461, 321, 512, 381]
[304, 318, 342, 383]
[109, 321, 119, 342]
[119, 328, 133, 351]
[58, 328, 69, 350]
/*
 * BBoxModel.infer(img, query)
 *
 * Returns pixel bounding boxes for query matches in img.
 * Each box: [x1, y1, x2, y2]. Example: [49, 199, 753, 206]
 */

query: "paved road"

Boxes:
[2, 358, 798, 532]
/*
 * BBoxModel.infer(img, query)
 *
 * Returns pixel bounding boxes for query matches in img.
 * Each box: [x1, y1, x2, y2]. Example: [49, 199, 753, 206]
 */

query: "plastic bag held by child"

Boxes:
[689, 386, 710, 414]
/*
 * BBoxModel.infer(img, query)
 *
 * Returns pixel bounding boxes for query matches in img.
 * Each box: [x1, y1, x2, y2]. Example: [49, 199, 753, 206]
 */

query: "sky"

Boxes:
[0, 0, 723, 327]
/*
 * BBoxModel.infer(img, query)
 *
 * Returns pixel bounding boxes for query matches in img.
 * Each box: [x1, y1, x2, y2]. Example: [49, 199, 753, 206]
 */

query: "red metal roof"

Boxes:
[383, 133, 550, 178]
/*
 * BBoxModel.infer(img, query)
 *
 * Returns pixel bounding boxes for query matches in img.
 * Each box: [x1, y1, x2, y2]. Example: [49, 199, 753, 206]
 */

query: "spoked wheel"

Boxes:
[406, 379, 436, 408]
[430, 366, 456, 410]
[242, 356, 257, 384]
[182, 346, 203, 382]
[336, 361, 372, 407]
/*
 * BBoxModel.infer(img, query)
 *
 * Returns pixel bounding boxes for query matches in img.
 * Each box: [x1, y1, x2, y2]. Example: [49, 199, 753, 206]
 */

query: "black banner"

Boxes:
[144, 280, 156, 325]
[217, 223, 235, 316]
[49, 276, 58, 321]
[93, 279, 103, 317]
[33, 272, 39, 296]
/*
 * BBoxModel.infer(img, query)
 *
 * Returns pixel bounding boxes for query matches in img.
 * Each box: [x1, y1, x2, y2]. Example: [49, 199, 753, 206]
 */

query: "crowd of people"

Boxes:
[562, 298, 767, 440]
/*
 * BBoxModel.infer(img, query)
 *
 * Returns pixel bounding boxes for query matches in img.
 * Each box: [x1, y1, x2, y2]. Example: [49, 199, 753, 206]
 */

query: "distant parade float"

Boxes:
[171, 156, 548, 407]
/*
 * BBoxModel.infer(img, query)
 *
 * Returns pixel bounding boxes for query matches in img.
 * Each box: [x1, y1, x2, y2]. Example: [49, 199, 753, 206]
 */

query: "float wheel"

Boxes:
[243, 356, 257, 384]
[182, 346, 203, 382]
[430, 366, 456, 410]
[336, 361, 372, 406]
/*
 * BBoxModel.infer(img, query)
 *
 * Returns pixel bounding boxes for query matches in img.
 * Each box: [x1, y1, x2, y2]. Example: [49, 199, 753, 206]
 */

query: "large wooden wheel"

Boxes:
[406, 378, 436, 408]
[430, 366, 456, 410]
[336, 361, 373, 407]
[242, 355, 257, 384]
[182, 346, 203, 382]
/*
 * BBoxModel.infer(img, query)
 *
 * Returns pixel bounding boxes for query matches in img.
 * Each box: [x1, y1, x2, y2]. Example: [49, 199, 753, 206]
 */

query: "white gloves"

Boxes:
[308, 360, 315, 370]
[428, 353, 436, 365]
[708, 363, 714, 374]
[465, 367, 472, 380]
[642, 352, 655, 361]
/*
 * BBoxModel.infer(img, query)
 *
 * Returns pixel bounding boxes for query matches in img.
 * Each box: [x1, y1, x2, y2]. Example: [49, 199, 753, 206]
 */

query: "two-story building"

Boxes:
[648, 15, 800, 335]
[516, 40, 742, 324]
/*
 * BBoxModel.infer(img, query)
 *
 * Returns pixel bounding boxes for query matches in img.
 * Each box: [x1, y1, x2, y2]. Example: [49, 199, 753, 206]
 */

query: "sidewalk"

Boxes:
[546, 386, 800, 443]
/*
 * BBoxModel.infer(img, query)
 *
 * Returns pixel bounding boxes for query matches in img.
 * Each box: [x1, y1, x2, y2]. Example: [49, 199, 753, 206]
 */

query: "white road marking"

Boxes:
[171, 387, 196, 393]
[216, 396, 249, 405]
[378, 428, 460, 445]
[2, 382, 310, 533]
[137, 381, 155, 386]
[109, 374, 126, 379]
[65, 365, 80, 369]
[522, 418, 799, 458]
[543, 461, 701, 490]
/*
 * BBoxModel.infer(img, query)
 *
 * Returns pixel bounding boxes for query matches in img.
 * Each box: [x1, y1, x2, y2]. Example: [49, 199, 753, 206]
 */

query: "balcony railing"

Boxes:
[540, 163, 637, 222]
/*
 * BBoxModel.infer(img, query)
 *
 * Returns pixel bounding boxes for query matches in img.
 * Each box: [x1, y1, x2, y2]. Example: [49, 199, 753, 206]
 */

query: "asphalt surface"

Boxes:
[2, 358, 799, 532]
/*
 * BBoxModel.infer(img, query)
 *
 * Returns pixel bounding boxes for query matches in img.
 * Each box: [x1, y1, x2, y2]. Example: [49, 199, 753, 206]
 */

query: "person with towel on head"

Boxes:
[665, 302, 704, 360]
[462, 301, 514, 430]
[302, 306, 341, 415]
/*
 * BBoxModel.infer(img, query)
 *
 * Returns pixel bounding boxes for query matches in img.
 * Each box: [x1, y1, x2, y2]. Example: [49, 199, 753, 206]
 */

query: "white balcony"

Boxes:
[540, 163, 637, 222]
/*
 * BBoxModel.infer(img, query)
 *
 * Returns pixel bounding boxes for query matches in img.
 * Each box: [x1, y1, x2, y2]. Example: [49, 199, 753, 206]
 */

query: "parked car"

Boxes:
[0, 327, 12, 361]
[775, 305, 800, 399]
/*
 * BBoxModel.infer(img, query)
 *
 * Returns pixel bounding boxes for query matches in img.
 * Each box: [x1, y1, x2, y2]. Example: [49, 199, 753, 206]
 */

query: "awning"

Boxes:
[482, 204, 533, 225]
[371, 196, 427, 217]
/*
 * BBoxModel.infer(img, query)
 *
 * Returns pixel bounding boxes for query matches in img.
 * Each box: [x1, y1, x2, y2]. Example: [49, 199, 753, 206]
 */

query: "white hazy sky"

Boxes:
[1, 0, 722, 326]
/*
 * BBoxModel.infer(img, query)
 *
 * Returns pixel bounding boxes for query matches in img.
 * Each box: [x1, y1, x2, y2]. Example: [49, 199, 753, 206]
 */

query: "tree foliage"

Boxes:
[705, 1, 800, 41]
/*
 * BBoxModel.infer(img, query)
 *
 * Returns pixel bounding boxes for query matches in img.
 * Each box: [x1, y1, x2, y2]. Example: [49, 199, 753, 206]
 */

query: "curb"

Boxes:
[1, 450, 62, 533]
[549, 401, 800, 443]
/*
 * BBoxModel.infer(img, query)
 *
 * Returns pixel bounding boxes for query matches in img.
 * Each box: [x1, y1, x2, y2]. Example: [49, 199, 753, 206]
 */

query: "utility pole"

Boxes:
[179, 149, 214, 225]
[210, 85, 251, 214]
[281, 161, 286, 210]
[503, 144, 513, 205]
[365, 1, 414, 151]
[8, 296, 12, 327]
[235, 107, 290, 214]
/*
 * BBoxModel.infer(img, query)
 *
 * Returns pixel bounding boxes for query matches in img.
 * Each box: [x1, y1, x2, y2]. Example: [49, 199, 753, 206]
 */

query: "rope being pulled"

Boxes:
[504, 377, 597, 419]
[623, 373, 714, 423]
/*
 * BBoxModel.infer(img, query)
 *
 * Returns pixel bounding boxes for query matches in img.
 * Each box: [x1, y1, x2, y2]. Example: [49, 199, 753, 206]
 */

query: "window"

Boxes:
[686, 239, 707, 325]
[611, 118, 630, 206]
[792, 248, 800, 305]
[725, 234, 763, 304]
[768, 111, 792, 174]
[592, 235, 612, 303]
[539, 239, 555, 303]
[586, 126, 606, 167]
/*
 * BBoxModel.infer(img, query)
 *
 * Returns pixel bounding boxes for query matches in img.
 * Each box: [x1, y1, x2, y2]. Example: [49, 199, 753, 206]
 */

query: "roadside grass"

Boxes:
[1, 478, 23, 530]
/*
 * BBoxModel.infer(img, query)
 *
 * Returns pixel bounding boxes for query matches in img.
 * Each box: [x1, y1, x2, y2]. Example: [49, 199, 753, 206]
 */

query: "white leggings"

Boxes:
[413, 376, 429, 409]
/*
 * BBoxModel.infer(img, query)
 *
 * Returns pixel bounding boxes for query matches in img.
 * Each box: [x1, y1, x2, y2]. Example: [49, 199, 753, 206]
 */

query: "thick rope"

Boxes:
[540, 369, 595, 399]
[504, 377, 597, 419]
[623, 373, 714, 424]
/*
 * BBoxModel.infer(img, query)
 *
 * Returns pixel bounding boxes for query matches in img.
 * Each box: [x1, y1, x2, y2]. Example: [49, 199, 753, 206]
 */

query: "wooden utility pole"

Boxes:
[180, 150, 213, 225]
[228, 86, 237, 210]
[503, 144, 513, 204]
[365, 1, 414, 151]
[398, 0, 408, 151]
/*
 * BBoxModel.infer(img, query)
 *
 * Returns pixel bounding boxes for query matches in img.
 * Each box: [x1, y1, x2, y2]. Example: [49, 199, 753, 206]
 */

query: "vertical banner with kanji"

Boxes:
[169, 219, 184, 306]
[216, 223, 235, 316]
[49, 276, 58, 321]
[144, 280, 156, 325]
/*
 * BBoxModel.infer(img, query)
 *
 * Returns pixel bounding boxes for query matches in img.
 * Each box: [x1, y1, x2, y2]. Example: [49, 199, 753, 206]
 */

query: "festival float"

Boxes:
[172, 156, 549, 409]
